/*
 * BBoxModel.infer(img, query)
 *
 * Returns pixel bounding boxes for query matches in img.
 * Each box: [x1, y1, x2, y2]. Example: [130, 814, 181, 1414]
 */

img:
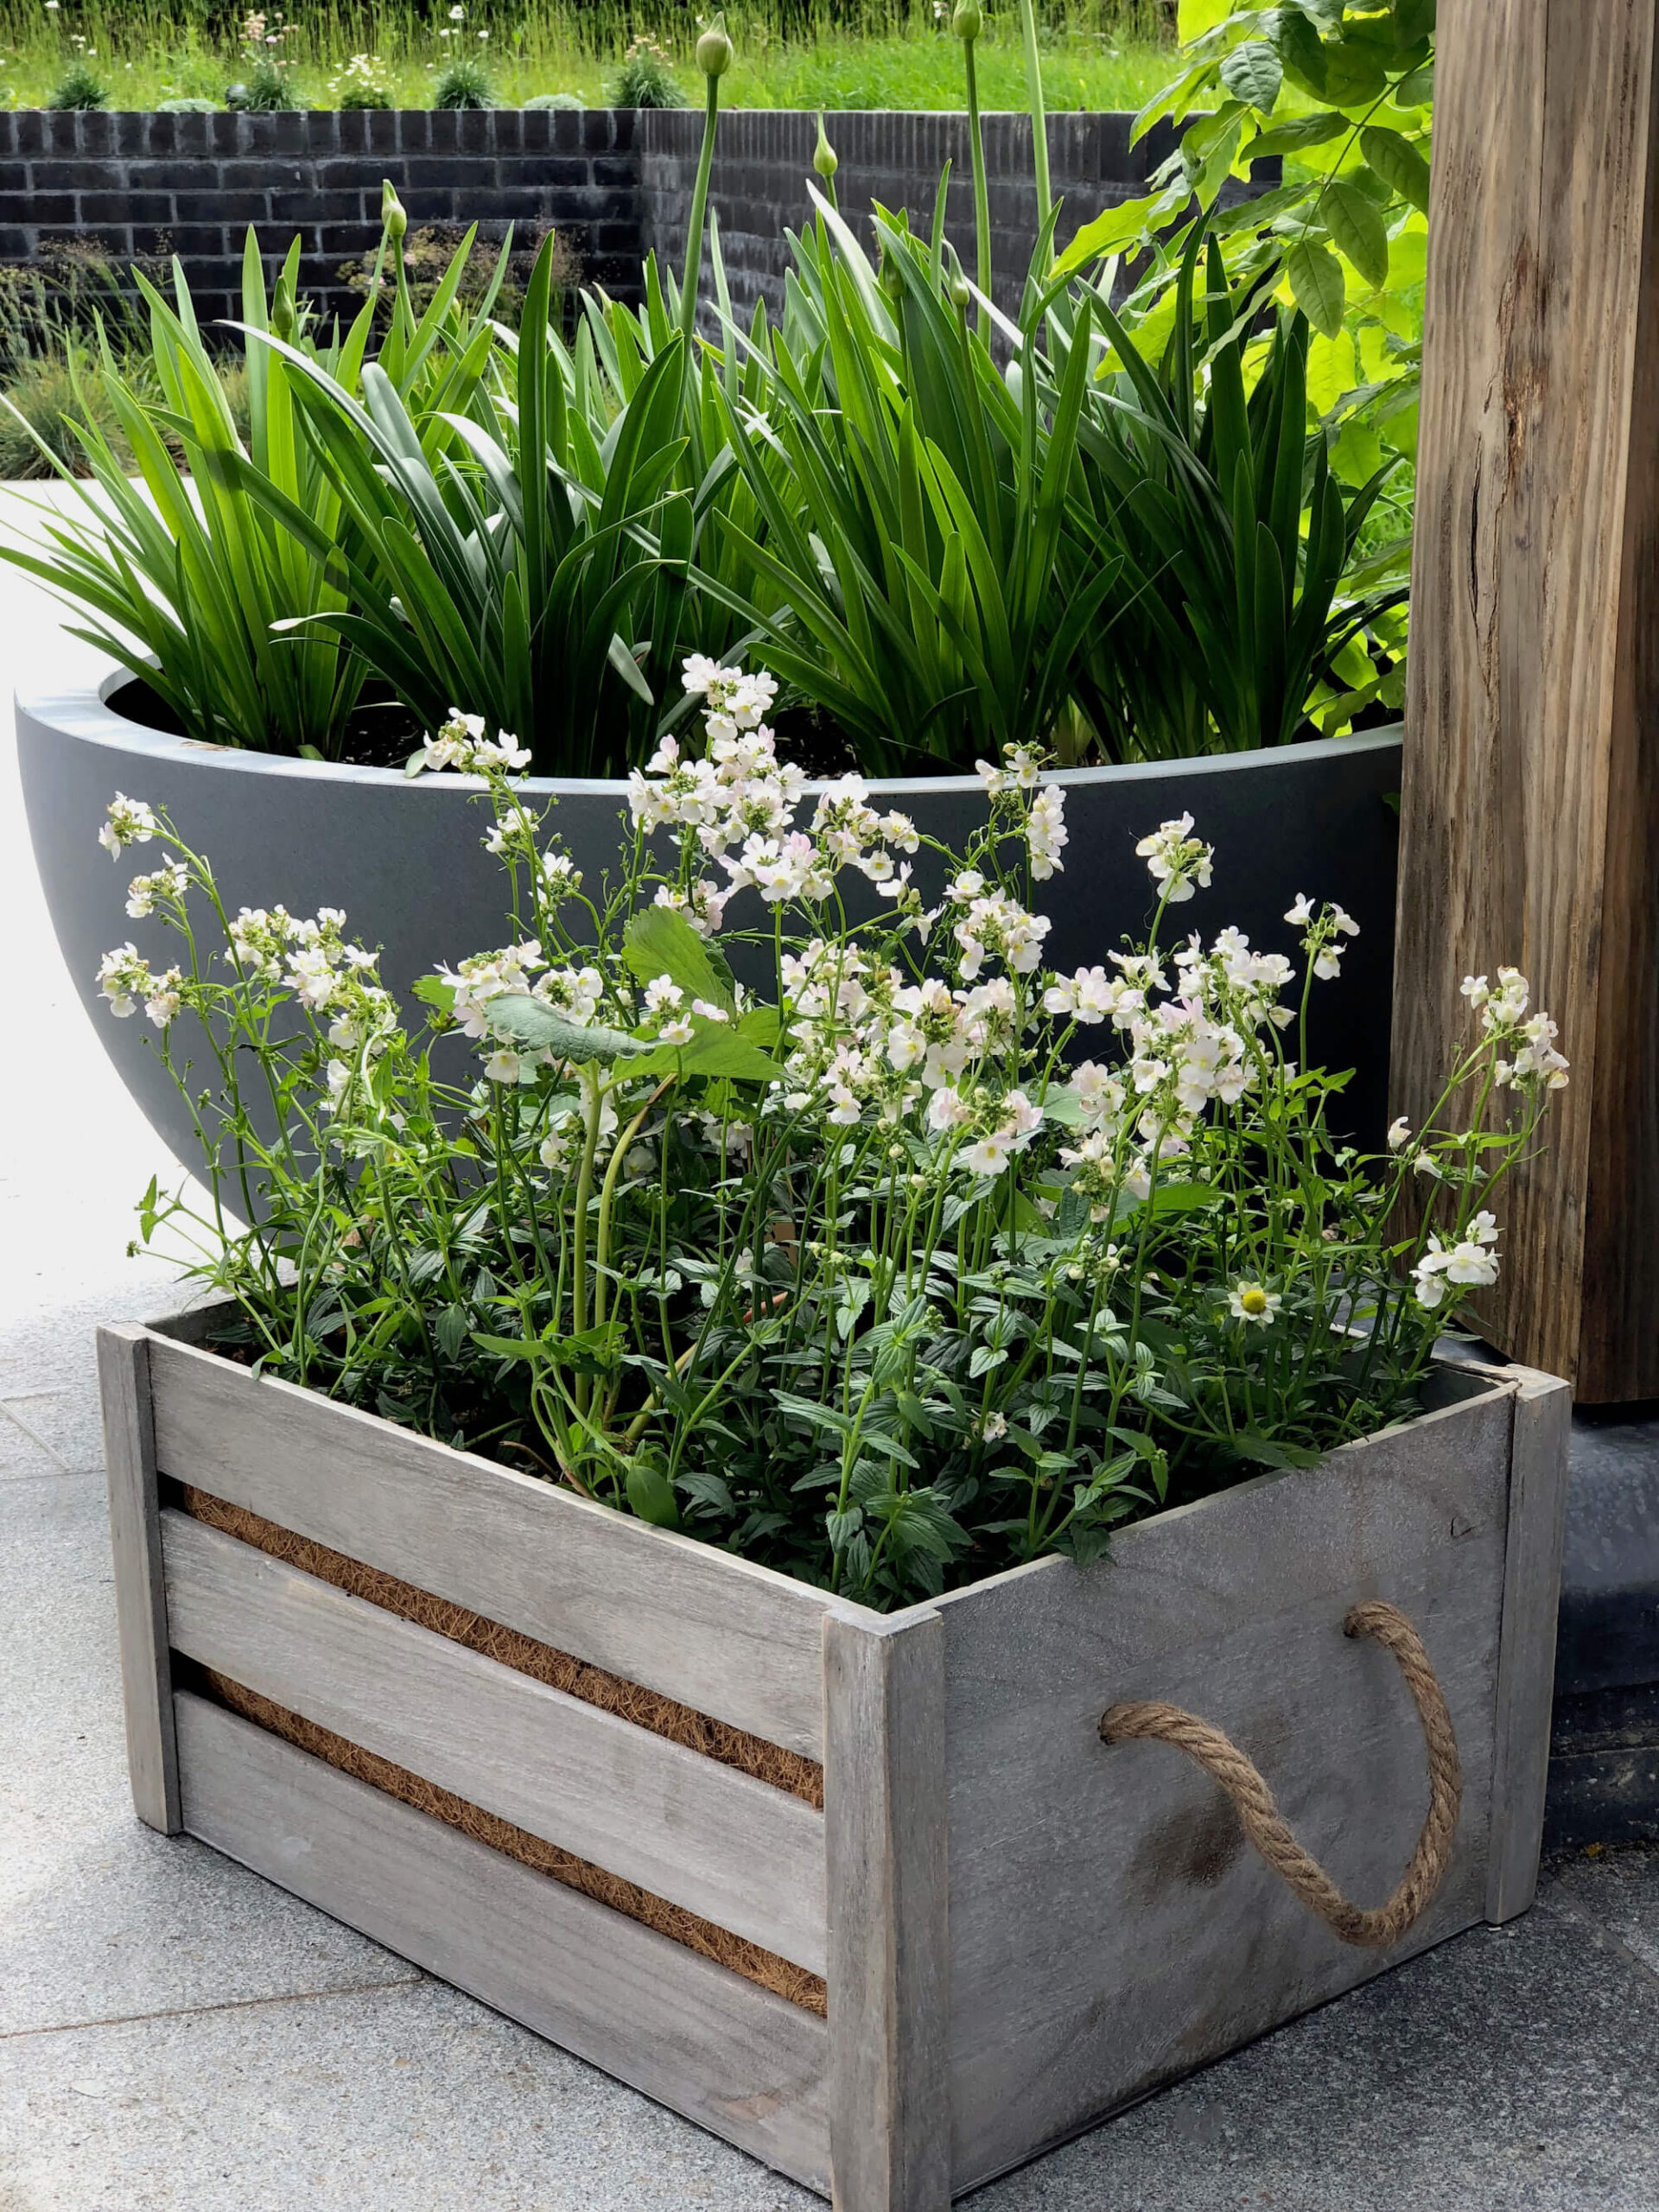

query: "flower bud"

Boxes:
[381, 179, 407, 240]
[951, 0, 982, 41]
[950, 270, 971, 311]
[813, 111, 837, 181]
[696, 16, 733, 78]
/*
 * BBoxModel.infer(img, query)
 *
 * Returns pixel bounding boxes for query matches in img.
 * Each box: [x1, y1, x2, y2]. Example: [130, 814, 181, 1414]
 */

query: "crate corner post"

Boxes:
[822, 1605, 951, 2212]
[1485, 1364, 1573, 1925]
[97, 1320, 182, 1836]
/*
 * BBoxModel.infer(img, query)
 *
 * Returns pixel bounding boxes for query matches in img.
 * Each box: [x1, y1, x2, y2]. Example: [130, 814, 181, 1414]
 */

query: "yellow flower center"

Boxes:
[1239, 1285, 1269, 1316]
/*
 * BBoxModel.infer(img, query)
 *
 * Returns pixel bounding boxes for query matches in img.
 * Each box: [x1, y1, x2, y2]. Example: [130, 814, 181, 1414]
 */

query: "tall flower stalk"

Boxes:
[953, 0, 992, 331]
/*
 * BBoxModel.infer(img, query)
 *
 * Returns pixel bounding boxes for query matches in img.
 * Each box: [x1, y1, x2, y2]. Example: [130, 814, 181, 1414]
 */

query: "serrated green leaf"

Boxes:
[1286, 239, 1346, 338]
[1359, 125, 1432, 213]
[411, 974, 455, 1013]
[486, 994, 639, 1064]
[629, 1023, 779, 1083]
[1219, 39, 1283, 112]
[620, 902, 735, 1016]
[1322, 180, 1390, 289]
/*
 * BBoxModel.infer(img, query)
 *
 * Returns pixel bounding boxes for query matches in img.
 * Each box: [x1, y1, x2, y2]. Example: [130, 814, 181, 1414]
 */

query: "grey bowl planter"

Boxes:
[17, 668, 1403, 1178]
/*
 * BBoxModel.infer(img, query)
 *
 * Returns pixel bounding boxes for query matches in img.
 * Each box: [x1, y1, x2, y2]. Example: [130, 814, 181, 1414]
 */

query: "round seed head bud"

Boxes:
[813, 111, 838, 181]
[381, 179, 407, 240]
[696, 16, 733, 78]
[950, 270, 971, 311]
[951, 0, 982, 41]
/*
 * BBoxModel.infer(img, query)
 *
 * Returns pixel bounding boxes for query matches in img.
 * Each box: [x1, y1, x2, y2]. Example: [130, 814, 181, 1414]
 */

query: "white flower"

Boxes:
[1284, 893, 1314, 926]
[125, 859, 189, 918]
[643, 976, 684, 1014]
[1027, 785, 1067, 880]
[1135, 813, 1214, 904]
[143, 969, 183, 1028]
[1043, 965, 1116, 1025]
[99, 793, 159, 855]
[1228, 1281, 1282, 1327]
[1387, 1116, 1411, 1150]
[484, 1048, 525, 1084]
[977, 1410, 1008, 1443]
[690, 998, 730, 1024]
[1460, 973, 1489, 1007]
[1313, 944, 1344, 981]
[963, 1133, 1014, 1178]
[95, 942, 152, 1019]
[416, 710, 532, 777]
[927, 1087, 973, 1133]
[660, 1016, 696, 1047]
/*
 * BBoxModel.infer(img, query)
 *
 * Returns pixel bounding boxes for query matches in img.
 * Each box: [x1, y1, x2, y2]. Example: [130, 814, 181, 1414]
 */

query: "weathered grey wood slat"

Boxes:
[161, 1507, 827, 1971]
[1485, 1365, 1573, 1923]
[823, 1611, 950, 2212]
[174, 1691, 832, 2193]
[97, 1324, 180, 1834]
[145, 1332, 855, 1758]
[931, 1378, 1515, 2193]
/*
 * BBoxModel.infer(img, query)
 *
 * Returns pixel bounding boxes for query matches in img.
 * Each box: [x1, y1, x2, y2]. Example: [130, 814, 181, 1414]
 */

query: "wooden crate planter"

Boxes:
[99, 1312, 1570, 2206]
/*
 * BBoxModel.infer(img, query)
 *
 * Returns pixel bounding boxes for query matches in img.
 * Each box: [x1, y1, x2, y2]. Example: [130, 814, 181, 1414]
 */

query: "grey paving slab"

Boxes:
[0, 1977, 817, 2212]
[972, 1869, 1659, 2212]
[0, 1386, 104, 1478]
[0, 1472, 423, 2038]
[0, 1404, 65, 1483]
[1541, 1841, 1659, 1979]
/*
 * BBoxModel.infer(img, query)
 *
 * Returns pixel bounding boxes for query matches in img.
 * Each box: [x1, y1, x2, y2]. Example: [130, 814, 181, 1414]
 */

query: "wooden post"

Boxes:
[823, 1608, 950, 2212]
[98, 1322, 182, 1833]
[1392, 0, 1659, 1399]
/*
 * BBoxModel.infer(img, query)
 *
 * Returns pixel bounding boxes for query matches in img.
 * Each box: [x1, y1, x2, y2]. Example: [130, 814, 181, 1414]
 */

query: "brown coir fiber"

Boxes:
[195, 1664, 827, 2015]
[175, 1484, 823, 1809]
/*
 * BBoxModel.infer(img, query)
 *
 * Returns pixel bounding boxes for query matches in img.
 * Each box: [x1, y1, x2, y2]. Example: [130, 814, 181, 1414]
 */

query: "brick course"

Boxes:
[0, 106, 1272, 333]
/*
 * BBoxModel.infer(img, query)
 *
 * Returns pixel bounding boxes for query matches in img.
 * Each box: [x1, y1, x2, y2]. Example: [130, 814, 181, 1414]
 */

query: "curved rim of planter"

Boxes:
[16, 663, 1405, 797]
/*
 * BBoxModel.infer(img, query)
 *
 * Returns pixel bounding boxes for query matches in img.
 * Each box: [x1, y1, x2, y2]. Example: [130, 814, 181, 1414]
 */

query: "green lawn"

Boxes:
[0, 1, 1173, 112]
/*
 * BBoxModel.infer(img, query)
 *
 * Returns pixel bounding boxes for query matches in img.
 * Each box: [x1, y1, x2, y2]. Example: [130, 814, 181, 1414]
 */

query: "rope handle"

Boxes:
[1099, 1599, 1463, 1949]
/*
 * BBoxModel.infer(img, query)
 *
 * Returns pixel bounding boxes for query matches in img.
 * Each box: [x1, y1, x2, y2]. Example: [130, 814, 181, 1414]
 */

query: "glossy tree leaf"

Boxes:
[1321, 181, 1390, 289]
[1219, 38, 1283, 113]
[1286, 239, 1346, 338]
[1249, 109, 1346, 158]
[1360, 125, 1432, 213]
[1319, 41, 1389, 106]
[1271, 7, 1330, 96]
[1393, 60, 1434, 107]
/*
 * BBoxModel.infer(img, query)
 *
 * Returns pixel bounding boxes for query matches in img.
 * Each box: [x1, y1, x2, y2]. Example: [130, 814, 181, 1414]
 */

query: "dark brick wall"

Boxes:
[0, 106, 644, 330]
[635, 107, 1207, 327]
[0, 106, 1268, 334]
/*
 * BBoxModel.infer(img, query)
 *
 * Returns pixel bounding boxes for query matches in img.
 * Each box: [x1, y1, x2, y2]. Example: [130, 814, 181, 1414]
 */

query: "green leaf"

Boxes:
[435, 1304, 469, 1362]
[1271, 7, 1330, 95]
[1392, 0, 1435, 42]
[1319, 40, 1389, 106]
[1286, 239, 1346, 338]
[620, 901, 737, 1015]
[1359, 126, 1432, 213]
[1322, 180, 1390, 289]
[629, 1024, 779, 1084]
[1232, 1431, 1324, 1471]
[1219, 39, 1283, 112]
[1052, 185, 1183, 282]
[626, 1455, 681, 1528]
[411, 975, 455, 1014]
[1147, 1180, 1219, 1217]
[1393, 60, 1433, 108]
[486, 995, 639, 1064]
[1248, 109, 1346, 158]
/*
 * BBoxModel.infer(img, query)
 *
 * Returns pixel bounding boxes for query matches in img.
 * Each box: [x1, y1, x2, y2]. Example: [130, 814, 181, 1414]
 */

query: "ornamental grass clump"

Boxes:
[96, 659, 1566, 1611]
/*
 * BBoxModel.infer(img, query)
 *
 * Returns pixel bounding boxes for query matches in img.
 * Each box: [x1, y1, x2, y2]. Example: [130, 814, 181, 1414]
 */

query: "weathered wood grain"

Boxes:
[161, 1507, 827, 1971]
[97, 1324, 180, 1834]
[1486, 1365, 1573, 1923]
[1394, 0, 1659, 1398]
[175, 1690, 832, 2193]
[929, 1378, 1514, 2192]
[823, 1611, 950, 2212]
[146, 1331, 855, 1757]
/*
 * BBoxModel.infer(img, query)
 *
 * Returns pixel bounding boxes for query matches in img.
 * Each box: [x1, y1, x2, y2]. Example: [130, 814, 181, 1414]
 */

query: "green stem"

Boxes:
[1018, 0, 1052, 255]
[963, 36, 992, 335]
[679, 72, 722, 373]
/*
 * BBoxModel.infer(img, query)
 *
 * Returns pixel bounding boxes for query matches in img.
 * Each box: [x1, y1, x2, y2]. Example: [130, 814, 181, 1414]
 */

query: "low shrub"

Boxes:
[609, 35, 687, 107]
[47, 60, 109, 108]
[432, 54, 497, 108]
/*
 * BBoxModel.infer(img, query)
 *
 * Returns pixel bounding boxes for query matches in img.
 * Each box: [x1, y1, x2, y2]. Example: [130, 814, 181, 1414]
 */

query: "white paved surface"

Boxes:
[1, 484, 1656, 2211]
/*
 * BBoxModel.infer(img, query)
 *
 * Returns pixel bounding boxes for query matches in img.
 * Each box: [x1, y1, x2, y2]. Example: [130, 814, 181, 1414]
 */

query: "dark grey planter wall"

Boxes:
[0, 107, 1266, 334]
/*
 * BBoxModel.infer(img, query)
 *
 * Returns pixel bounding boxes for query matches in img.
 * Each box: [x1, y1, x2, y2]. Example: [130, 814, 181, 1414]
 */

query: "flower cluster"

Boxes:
[1412, 1211, 1500, 1309]
[413, 709, 532, 779]
[1462, 969, 1570, 1090]
[99, 792, 159, 856]
[96, 943, 182, 1028]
